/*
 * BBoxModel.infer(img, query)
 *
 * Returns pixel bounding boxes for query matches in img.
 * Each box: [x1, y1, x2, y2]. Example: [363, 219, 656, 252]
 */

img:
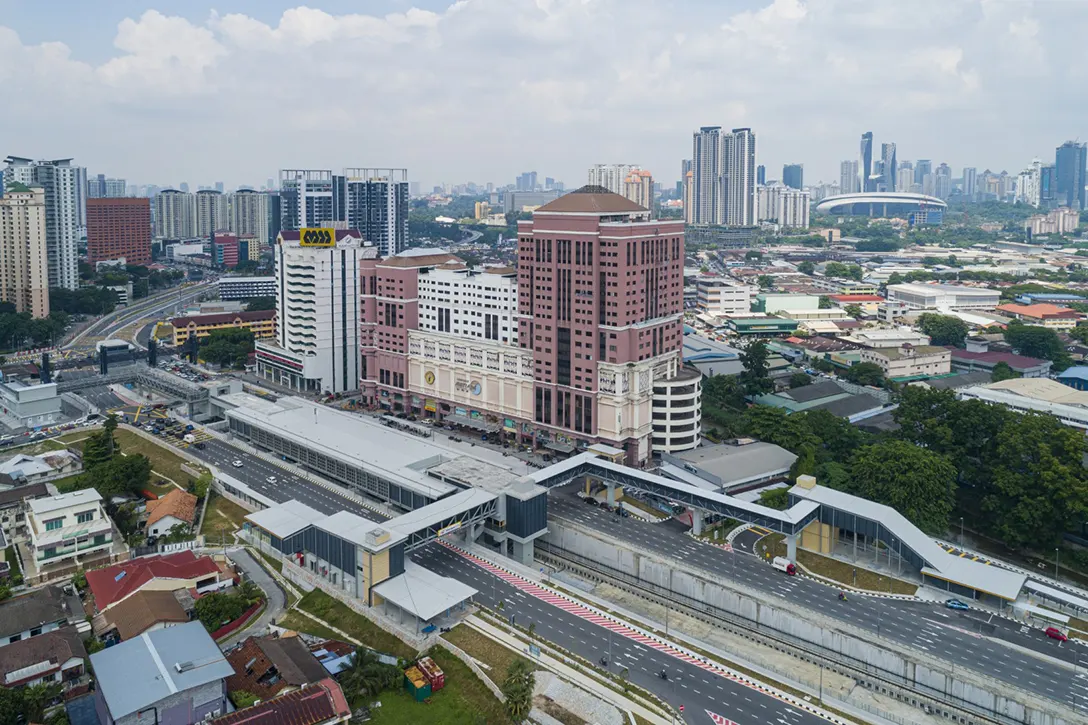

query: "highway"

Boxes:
[65, 281, 215, 349]
[412, 543, 830, 725]
[547, 488, 1085, 710]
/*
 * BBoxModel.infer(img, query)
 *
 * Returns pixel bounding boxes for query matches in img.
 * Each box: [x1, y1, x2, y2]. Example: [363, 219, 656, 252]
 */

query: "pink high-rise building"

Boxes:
[517, 185, 687, 463]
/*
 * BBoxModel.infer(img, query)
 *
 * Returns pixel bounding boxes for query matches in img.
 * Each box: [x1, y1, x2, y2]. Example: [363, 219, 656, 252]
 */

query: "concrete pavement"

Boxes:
[221, 548, 286, 648]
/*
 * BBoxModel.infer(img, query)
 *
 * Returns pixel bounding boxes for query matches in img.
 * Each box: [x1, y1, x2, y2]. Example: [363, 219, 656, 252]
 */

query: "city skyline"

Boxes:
[3, 1, 1086, 189]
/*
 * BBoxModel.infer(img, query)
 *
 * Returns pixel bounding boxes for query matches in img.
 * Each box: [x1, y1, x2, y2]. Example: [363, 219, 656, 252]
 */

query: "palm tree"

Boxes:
[338, 649, 386, 704]
[22, 682, 62, 723]
[236, 579, 262, 605]
[502, 659, 535, 723]
[527, 622, 536, 641]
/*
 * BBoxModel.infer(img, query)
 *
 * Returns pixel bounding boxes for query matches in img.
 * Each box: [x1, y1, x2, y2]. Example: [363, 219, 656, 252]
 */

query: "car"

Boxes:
[266, 476, 277, 484]
[231, 460, 243, 468]
[945, 599, 970, 611]
[195, 442, 206, 450]
[1045, 627, 1068, 642]
[583, 496, 597, 506]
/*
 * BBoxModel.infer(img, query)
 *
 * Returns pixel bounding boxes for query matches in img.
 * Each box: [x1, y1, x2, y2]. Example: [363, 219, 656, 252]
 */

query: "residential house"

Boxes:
[0, 585, 82, 648]
[27, 490, 114, 575]
[859, 344, 951, 380]
[92, 589, 192, 644]
[753, 380, 887, 421]
[86, 550, 234, 613]
[0, 450, 81, 488]
[91, 621, 234, 725]
[994, 303, 1080, 330]
[225, 635, 329, 702]
[145, 488, 198, 538]
[949, 338, 1052, 378]
[0, 625, 87, 690]
[211, 680, 351, 725]
[0, 481, 48, 546]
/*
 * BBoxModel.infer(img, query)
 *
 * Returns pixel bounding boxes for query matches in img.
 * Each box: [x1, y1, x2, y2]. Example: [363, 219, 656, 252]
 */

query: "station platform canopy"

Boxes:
[372, 561, 477, 621]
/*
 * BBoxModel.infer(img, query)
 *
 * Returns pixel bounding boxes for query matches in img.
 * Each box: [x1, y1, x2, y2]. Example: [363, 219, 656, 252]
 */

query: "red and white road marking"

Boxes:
[705, 710, 739, 725]
[440, 541, 847, 724]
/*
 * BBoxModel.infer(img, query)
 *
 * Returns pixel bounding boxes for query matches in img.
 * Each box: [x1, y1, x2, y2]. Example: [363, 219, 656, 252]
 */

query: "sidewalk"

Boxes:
[466, 614, 674, 725]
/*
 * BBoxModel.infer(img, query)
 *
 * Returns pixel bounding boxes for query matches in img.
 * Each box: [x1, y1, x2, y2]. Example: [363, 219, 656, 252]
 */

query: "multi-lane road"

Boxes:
[547, 489, 1086, 711]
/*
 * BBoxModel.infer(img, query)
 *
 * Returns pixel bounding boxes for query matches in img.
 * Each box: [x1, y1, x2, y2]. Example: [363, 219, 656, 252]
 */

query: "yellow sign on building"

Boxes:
[299, 228, 335, 247]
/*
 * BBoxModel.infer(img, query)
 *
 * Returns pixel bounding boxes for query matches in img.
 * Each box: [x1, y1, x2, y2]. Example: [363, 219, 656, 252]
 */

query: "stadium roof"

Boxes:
[814, 192, 948, 213]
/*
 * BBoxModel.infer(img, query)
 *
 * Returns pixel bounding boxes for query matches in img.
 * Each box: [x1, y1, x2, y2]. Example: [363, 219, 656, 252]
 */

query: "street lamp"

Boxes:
[1055, 547, 1060, 581]
[959, 517, 964, 545]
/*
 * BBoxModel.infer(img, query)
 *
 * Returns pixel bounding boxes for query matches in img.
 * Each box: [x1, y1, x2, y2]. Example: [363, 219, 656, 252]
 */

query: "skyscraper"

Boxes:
[517, 172, 538, 192]
[194, 189, 229, 238]
[86, 198, 151, 266]
[934, 163, 952, 200]
[622, 169, 654, 210]
[962, 167, 978, 202]
[839, 160, 860, 194]
[228, 189, 270, 247]
[587, 164, 637, 195]
[897, 164, 915, 193]
[782, 164, 803, 190]
[343, 168, 409, 257]
[3, 157, 86, 290]
[691, 127, 723, 225]
[880, 143, 897, 192]
[153, 189, 195, 239]
[87, 174, 127, 198]
[0, 184, 49, 318]
[757, 164, 766, 186]
[860, 132, 874, 192]
[1055, 140, 1087, 210]
[723, 128, 757, 226]
[279, 170, 339, 230]
[914, 160, 932, 186]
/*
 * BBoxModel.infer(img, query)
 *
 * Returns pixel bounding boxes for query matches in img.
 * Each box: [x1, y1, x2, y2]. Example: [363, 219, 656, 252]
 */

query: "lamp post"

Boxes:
[1055, 548, 1060, 581]
[959, 517, 964, 545]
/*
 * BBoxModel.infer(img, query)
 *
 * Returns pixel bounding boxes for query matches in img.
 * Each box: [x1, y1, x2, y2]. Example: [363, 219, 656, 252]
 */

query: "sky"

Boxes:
[1, 0, 1085, 190]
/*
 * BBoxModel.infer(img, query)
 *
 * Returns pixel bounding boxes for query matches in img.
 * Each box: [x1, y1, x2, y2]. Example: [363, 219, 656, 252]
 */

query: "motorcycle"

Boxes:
[837, 591, 847, 602]
[658, 670, 669, 681]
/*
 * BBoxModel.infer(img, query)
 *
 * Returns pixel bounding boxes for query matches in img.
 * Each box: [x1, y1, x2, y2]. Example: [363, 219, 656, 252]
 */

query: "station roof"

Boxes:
[315, 512, 404, 552]
[671, 442, 796, 488]
[371, 561, 477, 621]
[245, 499, 326, 539]
[386, 488, 497, 540]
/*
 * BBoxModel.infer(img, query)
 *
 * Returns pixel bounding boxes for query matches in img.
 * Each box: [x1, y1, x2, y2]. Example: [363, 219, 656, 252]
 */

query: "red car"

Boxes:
[1044, 627, 1068, 642]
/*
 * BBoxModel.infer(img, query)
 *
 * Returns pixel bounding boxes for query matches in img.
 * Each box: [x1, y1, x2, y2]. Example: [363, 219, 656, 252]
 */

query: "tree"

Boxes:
[789, 372, 812, 389]
[991, 361, 1020, 382]
[339, 650, 386, 703]
[848, 441, 957, 534]
[502, 659, 535, 723]
[1003, 322, 1070, 369]
[81, 415, 119, 471]
[841, 362, 884, 387]
[20, 683, 61, 724]
[201, 327, 256, 369]
[983, 413, 1088, 550]
[745, 250, 763, 261]
[759, 487, 790, 509]
[757, 275, 774, 289]
[741, 406, 818, 453]
[887, 272, 904, 286]
[917, 313, 969, 347]
[85, 454, 152, 497]
[236, 579, 262, 606]
[194, 591, 248, 631]
[844, 304, 864, 319]
[192, 471, 213, 500]
[824, 262, 863, 281]
[0, 684, 22, 725]
[811, 357, 834, 374]
[245, 297, 276, 312]
[738, 340, 773, 396]
[797, 261, 815, 275]
[818, 296, 832, 309]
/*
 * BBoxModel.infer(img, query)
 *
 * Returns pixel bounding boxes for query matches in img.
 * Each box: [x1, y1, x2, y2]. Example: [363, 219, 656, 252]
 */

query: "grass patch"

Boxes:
[758, 534, 917, 595]
[633, 716, 654, 725]
[277, 610, 342, 641]
[257, 550, 283, 574]
[200, 493, 249, 538]
[442, 624, 535, 680]
[114, 429, 202, 486]
[52, 473, 88, 493]
[296, 589, 416, 660]
[371, 646, 510, 725]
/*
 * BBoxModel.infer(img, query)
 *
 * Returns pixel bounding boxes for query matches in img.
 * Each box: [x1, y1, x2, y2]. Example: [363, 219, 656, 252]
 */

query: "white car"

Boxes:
[266, 476, 277, 484]
[231, 460, 243, 468]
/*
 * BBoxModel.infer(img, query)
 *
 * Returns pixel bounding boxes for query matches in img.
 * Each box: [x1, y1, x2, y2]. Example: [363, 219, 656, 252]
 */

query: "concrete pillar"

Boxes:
[510, 539, 534, 566]
[606, 483, 616, 506]
[691, 510, 704, 536]
[584, 476, 592, 496]
[852, 531, 858, 560]
[786, 533, 797, 561]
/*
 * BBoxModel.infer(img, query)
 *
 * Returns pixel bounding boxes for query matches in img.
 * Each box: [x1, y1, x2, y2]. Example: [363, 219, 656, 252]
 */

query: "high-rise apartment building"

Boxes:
[87, 174, 127, 198]
[587, 164, 637, 195]
[782, 164, 803, 190]
[153, 189, 195, 239]
[935, 163, 952, 200]
[914, 160, 932, 185]
[3, 157, 85, 290]
[691, 126, 723, 225]
[86, 198, 151, 265]
[516, 186, 689, 462]
[343, 168, 409, 257]
[622, 169, 654, 211]
[757, 165, 766, 186]
[777, 189, 810, 229]
[1055, 140, 1087, 211]
[839, 160, 860, 195]
[723, 128, 757, 226]
[255, 229, 371, 394]
[880, 143, 897, 192]
[194, 190, 228, 238]
[860, 132, 874, 192]
[228, 189, 269, 248]
[0, 184, 49, 318]
[516, 172, 539, 192]
[962, 167, 978, 201]
[279, 170, 341, 231]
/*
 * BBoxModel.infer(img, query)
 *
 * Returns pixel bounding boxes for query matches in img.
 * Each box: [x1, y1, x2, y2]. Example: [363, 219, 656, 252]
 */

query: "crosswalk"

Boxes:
[938, 542, 992, 565]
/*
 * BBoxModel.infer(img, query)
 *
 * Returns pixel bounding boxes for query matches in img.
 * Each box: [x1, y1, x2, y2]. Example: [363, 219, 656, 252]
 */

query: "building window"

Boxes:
[76, 511, 94, 524]
[44, 518, 64, 532]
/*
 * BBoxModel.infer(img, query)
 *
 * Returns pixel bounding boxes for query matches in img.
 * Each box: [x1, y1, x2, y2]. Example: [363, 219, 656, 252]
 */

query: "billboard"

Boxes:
[300, 228, 335, 247]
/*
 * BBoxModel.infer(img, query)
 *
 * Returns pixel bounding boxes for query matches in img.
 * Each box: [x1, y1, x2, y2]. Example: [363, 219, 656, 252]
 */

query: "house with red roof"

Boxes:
[994, 302, 1080, 330]
[86, 550, 235, 613]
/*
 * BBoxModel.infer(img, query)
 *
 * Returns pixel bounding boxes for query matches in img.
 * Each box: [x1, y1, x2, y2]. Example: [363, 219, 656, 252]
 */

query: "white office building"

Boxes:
[228, 189, 270, 246]
[886, 283, 1000, 311]
[153, 190, 196, 239]
[417, 266, 519, 345]
[193, 190, 228, 238]
[696, 277, 755, 317]
[3, 157, 86, 290]
[255, 230, 374, 394]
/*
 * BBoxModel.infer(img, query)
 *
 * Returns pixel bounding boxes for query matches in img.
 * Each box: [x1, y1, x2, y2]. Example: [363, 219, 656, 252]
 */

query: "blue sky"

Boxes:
[1, 1, 1083, 189]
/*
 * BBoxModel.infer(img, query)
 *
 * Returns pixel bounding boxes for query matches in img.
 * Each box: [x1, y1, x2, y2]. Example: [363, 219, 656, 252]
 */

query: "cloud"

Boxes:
[0, 0, 1082, 188]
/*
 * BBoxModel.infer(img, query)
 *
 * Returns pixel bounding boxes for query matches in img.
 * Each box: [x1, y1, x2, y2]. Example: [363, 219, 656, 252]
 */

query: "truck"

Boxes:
[183, 434, 196, 444]
[772, 556, 796, 576]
